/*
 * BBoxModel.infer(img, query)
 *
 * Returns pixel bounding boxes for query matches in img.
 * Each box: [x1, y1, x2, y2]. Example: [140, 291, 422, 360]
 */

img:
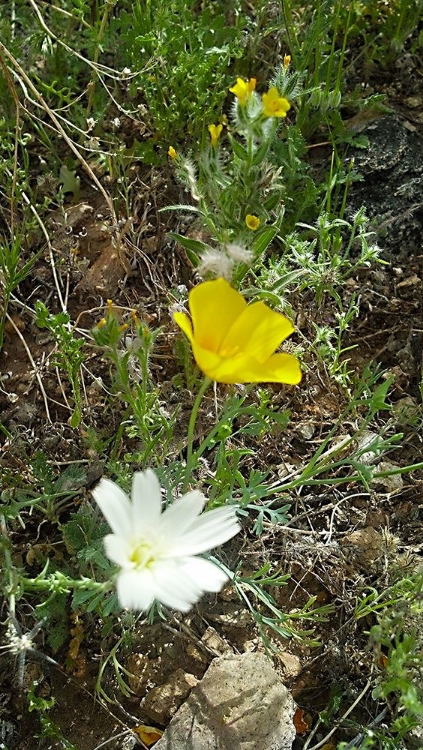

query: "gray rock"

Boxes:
[371, 461, 404, 493]
[347, 115, 423, 263]
[154, 651, 296, 750]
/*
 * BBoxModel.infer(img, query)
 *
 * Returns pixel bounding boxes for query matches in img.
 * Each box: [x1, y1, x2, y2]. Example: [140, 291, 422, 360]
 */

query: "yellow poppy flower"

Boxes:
[262, 87, 291, 118]
[245, 214, 261, 231]
[229, 77, 256, 106]
[173, 278, 302, 384]
[168, 146, 177, 159]
[208, 123, 223, 147]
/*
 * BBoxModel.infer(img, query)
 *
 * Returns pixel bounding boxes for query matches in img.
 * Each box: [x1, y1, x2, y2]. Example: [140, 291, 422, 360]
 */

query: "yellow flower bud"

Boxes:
[208, 123, 223, 147]
[283, 54, 291, 70]
[168, 146, 177, 159]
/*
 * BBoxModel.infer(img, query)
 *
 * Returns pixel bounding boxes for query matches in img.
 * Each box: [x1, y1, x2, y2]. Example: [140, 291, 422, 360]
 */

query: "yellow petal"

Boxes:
[132, 724, 164, 746]
[173, 311, 194, 344]
[220, 301, 295, 363]
[208, 123, 223, 147]
[262, 352, 302, 384]
[192, 341, 301, 384]
[262, 88, 291, 118]
[229, 78, 256, 106]
[188, 278, 246, 353]
[191, 341, 241, 383]
[229, 352, 302, 384]
[229, 78, 247, 99]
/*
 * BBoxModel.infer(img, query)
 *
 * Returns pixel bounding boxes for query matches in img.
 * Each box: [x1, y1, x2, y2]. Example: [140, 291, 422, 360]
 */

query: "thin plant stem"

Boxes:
[6, 312, 52, 422]
[183, 376, 212, 491]
[0, 40, 119, 232]
[86, 0, 116, 116]
[248, 459, 423, 502]
[0, 515, 16, 618]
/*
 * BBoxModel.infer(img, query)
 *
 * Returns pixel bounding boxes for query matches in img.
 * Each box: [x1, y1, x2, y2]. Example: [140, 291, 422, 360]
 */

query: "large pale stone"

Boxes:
[142, 669, 198, 724]
[154, 652, 296, 750]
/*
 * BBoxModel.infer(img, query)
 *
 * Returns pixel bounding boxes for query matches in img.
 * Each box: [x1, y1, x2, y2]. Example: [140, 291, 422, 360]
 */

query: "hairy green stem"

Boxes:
[250, 460, 423, 502]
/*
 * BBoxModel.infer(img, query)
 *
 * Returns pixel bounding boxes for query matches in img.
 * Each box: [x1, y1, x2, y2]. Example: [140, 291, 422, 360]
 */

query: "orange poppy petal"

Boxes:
[189, 278, 246, 353]
[220, 301, 295, 363]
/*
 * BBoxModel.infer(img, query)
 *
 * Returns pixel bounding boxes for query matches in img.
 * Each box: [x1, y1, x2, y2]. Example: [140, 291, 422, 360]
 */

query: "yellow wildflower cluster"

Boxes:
[229, 77, 291, 120]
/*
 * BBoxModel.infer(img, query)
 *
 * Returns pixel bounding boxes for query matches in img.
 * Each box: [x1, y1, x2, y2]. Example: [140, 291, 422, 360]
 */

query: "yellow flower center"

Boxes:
[130, 540, 155, 569]
[219, 342, 240, 358]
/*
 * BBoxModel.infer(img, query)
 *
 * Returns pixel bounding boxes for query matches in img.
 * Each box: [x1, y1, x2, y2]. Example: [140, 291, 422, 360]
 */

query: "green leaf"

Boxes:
[227, 134, 248, 161]
[252, 140, 271, 165]
[168, 232, 210, 265]
[102, 593, 119, 616]
[251, 226, 278, 257]
[59, 165, 80, 198]
[263, 190, 283, 211]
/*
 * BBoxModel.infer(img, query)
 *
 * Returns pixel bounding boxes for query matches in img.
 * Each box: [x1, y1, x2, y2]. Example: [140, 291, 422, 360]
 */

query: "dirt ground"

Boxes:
[1, 41, 423, 750]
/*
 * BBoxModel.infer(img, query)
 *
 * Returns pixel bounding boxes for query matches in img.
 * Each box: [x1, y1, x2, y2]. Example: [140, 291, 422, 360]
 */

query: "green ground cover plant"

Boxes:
[1, 1, 423, 748]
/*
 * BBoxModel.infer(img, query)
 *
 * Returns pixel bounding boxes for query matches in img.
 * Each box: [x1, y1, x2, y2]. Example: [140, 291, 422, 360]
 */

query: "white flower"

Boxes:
[93, 470, 241, 612]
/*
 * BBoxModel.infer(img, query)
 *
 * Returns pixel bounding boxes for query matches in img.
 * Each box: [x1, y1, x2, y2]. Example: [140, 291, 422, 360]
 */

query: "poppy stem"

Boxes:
[183, 376, 212, 491]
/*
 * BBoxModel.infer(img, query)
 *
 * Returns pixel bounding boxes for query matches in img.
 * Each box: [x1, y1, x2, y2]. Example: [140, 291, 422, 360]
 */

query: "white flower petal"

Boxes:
[167, 506, 240, 557]
[151, 560, 203, 612]
[92, 478, 132, 536]
[180, 556, 229, 592]
[116, 569, 155, 611]
[103, 534, 132, 567]
[131, 470, 162, 532]
[158, 490, 206, 541]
